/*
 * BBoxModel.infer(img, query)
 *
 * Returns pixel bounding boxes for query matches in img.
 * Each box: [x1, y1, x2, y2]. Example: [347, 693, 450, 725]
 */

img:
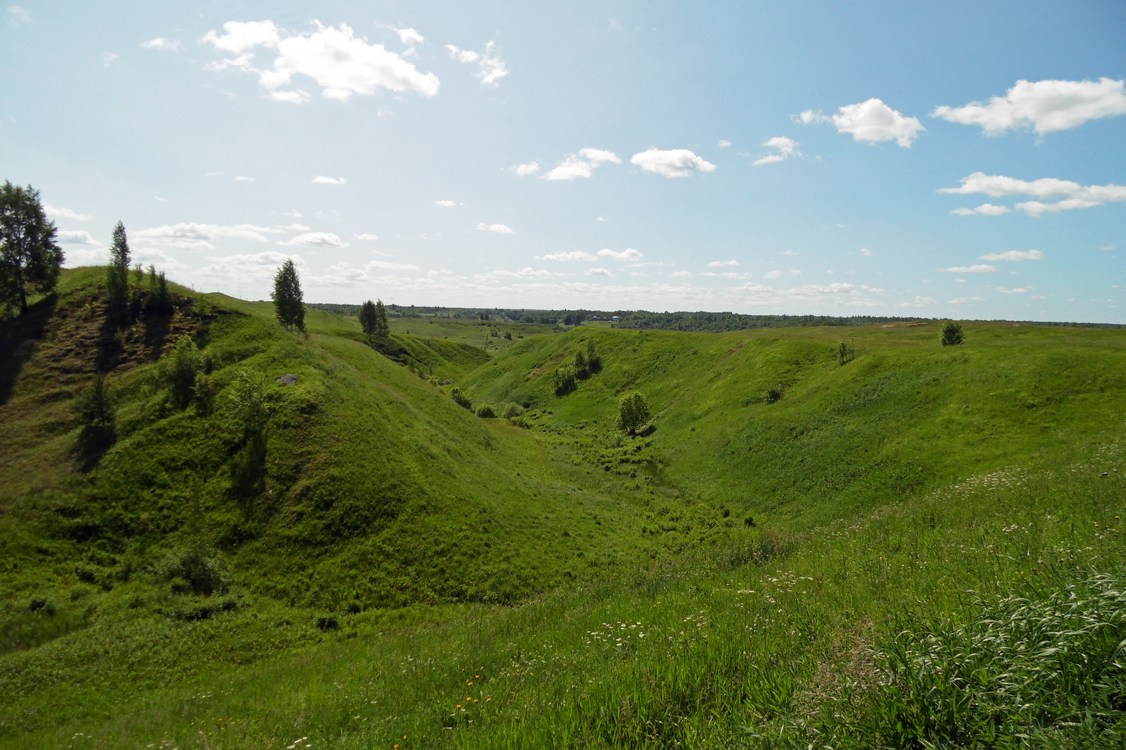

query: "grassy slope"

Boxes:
[0, 271, 1123, 747]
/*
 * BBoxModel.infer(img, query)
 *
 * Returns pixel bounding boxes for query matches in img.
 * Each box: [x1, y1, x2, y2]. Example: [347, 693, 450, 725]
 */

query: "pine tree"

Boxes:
[271, 259, 305, 332]
[373, 298, 390, 342]
[359, 300, 378, 344]
[106, 221, 130, 319]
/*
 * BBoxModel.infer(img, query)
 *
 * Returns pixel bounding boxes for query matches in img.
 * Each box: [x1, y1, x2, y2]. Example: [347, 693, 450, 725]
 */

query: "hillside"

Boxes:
[0, 269, 1123, 748]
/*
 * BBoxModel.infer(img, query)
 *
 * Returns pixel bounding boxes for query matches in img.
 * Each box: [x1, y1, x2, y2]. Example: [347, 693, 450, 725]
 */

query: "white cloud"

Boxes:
[395, 27, 424, 48]
[141, 37, 183, 52]
[708, 259, 739, 268]
[234, 175, 255, 182]
[997, 286, 1030, 294]
[135, 222, 282, 250]
[312, 175, 347, 185]
[279, 232, 346, 248]
[367, 259, 419, 272]
[587, 267, 612, 277]
[515, 161, 540, 177]
[8, 5, 30, 24]
[630, 148, 717, 178]
[445, 40, 508, 87]
[202, 21, 440, 102]
[43, 202, 93, 221]
[543, 147, 622, 181]
[201, 20, 280, 53]
[859, 248, 872, 256]
[598, 248, 643, 261]
[980, 249, 1043, 262]
[477, 222, 516, 235]
[434, 199, 461, 207]
[951, 203, 1011, 216]
[933, 78, 1126, 135]
[353, 233, 380, 241]
[800, 98, 924, 147]
[540, 250, 597, 262]
[940, 172, 1126, 216]
[58, 230, 102, 246]
[782, 249, 798, 256]
[102, 52, 119, 68]
[944, 264, 995, 273]
[671, 270, 691, 278]
[763, 270, 783, 280]
[717, 139, 733, 148]
[949, 296, 986, 305]
[595, 216, 609, 222]
[752, 136, 801, 166]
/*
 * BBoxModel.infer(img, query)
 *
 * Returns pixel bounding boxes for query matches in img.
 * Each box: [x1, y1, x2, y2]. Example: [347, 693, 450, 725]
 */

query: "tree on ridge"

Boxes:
[272, 258, 305, 332]
[0, 181, 64, 314]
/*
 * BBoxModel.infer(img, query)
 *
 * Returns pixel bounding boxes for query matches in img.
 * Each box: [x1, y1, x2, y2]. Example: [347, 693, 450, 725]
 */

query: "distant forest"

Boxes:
[308, 302, 1123, 332]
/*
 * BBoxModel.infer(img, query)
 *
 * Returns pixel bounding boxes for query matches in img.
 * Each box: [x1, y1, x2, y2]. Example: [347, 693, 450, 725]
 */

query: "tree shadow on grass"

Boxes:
[0, 294, 57, 405]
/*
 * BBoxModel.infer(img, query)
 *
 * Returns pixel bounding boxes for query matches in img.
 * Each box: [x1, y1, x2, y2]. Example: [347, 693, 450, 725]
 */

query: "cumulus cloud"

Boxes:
[630, 148, 717, 178]
[951, 203, 1010, 216]
[543, 148, 622, 181]
[141, 37, 183, 51]
[598, 248, 643, 261]
[940, 172, 1126, 216]
[477, 222, 516, 235]
[541, 250, 597, 262]
[395, 27, 424, 48]
[671, 270, 691, 278]
[949, 296, 986, 305]
[707, 259, 739, 268]
[312, 175, 347, 185]
[717, 139, 733, 148]
[587, 267, 612, 277]
[234, 175, 254, 182]
[980, 249, 1043, 262]
[514, 161, 540, 177]
[8, 5, 30, 24]
[445, 40, 508, 87]
[996, 286, 1029, 294]
[944, 264, 995, 273]
[201, 20, 440, 102]
[434, 199, 461, 207]
[58, 230, 101, 246]
[353, 233, 380, 241]
[799, 98, 924, 147]
[135, 222, 282, 250]
[277, 232, 346, 248]
[752, 136, 801, 166]
[859, 248, 872, 256]
[43, 202, 93, 221]
[933, 78, 1126, 135]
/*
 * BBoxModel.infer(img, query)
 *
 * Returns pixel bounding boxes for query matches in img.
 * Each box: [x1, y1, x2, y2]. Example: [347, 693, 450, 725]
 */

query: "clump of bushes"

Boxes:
[158, 544, 230, 596]
[553, 365, 577, 396]
[476, 404, 496, 419]
[450, 387, 473, 410]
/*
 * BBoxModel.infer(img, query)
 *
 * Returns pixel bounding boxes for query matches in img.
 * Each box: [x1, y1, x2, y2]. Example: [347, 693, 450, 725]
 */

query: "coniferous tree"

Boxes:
[106, 221, 130, 319]
[271, 259, 305, 331]
[359, 300, 378, 344]
[0, 181, 63, 314]
[373, 298, 390, 342]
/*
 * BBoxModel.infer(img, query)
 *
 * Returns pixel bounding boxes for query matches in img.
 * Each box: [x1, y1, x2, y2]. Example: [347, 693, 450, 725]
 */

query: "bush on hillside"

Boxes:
[166, 334, 202, 409]
[451, 387, 473, 410]
[941, 320, 964, 346]
[75, 375, 115, 468]
[476, 404, 496, 418]
[554, 365, 577, 396]
[158, 544, 230, 596]
[617, 392, 650, 435]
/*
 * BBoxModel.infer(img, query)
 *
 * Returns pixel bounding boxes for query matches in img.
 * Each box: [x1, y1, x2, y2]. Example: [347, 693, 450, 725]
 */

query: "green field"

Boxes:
[1, 269, 1123, 748]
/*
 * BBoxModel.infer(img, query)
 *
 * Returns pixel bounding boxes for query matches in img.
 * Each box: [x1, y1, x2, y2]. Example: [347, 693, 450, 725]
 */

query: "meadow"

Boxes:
[0, 268, 1122, 748]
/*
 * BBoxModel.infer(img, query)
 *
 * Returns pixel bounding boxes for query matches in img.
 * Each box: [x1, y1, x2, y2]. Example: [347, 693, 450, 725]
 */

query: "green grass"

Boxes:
[0, 269, 1123, 747]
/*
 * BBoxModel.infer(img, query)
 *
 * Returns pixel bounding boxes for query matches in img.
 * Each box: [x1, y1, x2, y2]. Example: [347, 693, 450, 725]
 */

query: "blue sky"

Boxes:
[2, 1, 1124, 322]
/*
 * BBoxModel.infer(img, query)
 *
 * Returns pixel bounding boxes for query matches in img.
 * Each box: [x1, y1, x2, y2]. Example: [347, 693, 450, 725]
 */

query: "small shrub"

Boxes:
[75, 375, 115, 468]
[941, 320, 964, 346]
[502, 402, 525, 419]
[617, 392, 650, 435]
[159, 544, 230, 596]
[553, 365, 577, 396]
[476, 404, 496, 419]
[838, 341, 855, 365]
[316, 615, 340, 632]
[28, 598, 56, 615]
[167, 334, 202, 409]
[450, 387, 473, 410]
[765, 385, 784, 403]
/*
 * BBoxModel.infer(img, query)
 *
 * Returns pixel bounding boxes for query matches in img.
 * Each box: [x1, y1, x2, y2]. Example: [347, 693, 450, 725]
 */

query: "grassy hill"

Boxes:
[0, 268, 1122, 748]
